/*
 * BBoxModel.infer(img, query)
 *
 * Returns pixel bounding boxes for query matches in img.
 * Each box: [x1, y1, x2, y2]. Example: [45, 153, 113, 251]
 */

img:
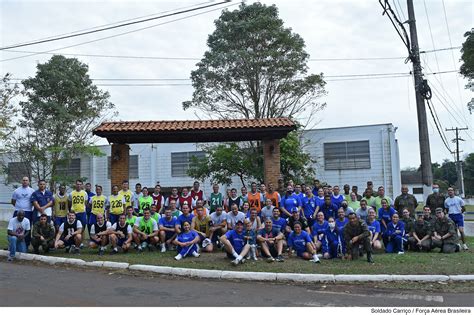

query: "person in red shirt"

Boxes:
[151, 184, 164, 214]
[179, 187, 194, 210]
[190, 181, 207, 205]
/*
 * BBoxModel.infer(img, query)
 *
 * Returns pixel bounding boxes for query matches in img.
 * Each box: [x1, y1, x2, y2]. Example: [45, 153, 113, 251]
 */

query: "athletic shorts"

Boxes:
[75, 212, 87, 227]
[60, 237, 75, 247]
[296, 250, 306, 258]
[89, 213, 99, 225]
[117, 238, 126, 247]
[90, 238, 102, 246]
[109, 213, 120, 225]
[449, 213, 464, 228]
[164, 231, 175, 241]
[54, 217, 66, 227]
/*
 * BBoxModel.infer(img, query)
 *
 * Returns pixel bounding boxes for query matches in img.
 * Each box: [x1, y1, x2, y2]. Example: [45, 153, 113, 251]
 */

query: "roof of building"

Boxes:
[93, 118, 296, 143]
[401, 170, 422, 184]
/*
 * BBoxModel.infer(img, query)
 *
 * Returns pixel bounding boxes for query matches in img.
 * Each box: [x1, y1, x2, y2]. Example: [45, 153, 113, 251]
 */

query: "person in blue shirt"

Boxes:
[85, 182, 95, 233]
[271, 208, 287, 234]
[378, 198, 397, 234]
[220, 220, 251, 265]
[383, 213, 406, 254]
[280, 185, 301, 218]
[366, 209, 382, 251]
[173, 221, 200, 260]
[311, 211, 328, 253]
[288, 221, 320, 263]
[257, 217, 285, 262]
[322, 217, 344, 259]
[335, 208, 349, 233]
[175, 203, 194, 234]
[312, 179, 321, 196]
[159, 208, 177, 253]
[314, 188, 326, 209]
[294, 184, 305, 204]
[301, 186, 318, 226]
[244, 220, 257, 260]
[331, 185, 345, 209]
[31, 179, 54, 224]
[315, 195, 338, 221]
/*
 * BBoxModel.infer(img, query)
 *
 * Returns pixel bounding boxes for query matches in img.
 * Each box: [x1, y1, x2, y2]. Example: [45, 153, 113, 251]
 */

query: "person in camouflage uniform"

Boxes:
[431, 208, 460, 253]
[394, 185, 418, 217]
[422, 206, 436, 226]
[425, 184, 445, 216]
[31, 214, 55, 254]
[344, 213, 374, 263]
[408, 214, 432, 251]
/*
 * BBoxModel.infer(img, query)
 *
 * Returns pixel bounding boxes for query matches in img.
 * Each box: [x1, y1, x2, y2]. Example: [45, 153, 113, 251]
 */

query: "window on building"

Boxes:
[107, 155, 139, 179]
[171, 151, 206, 177]
[324, 140, 371, 170]
[56, 158, 81, 179]
[7, 162, 29, 183]
[412, 187, 423, 194]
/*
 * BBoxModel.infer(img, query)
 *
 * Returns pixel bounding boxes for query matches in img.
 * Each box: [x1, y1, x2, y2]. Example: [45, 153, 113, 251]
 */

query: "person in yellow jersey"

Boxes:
[107, 185, 126, 225]
[53, 184, 69, 231]
[191, 206, 213, 253]
[68, 179, 88, 247]
[89, 185, 107, 227]
[119, 180, 134, 210]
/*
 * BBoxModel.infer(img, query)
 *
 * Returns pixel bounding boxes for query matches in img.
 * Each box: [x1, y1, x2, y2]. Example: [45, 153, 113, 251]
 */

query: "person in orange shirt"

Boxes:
[265, 182, 281, 208]
[247, 182, 264, 213]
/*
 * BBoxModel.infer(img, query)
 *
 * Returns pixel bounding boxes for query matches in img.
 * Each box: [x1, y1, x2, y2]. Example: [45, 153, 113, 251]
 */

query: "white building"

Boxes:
[0, 123, 401, 210]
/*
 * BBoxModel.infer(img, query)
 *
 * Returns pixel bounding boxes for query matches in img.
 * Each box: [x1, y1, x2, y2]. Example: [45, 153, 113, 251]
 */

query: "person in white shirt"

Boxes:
[209, 206, 228, 247]
[227, 203, 245, 230]
[55, 211, 83, 254]
[11, 177, 35, 247]
[108, 214, 133, 254]
[7, 210, 31, 261]
[444, 187, 468, 250]
[88, 213, 112, 255]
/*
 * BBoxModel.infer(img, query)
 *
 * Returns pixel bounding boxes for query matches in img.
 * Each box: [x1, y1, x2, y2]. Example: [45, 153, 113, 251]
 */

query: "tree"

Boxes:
[0, 73, 20, 147]
[184, 3, 325, 185]
[460, 29, 473, 81]
[463, 152, 474, 196]
[5, 55, 115, 189]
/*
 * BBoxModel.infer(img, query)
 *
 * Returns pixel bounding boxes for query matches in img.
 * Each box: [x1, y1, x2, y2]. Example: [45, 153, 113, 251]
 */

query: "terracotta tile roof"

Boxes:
[94, 118, 296, 133]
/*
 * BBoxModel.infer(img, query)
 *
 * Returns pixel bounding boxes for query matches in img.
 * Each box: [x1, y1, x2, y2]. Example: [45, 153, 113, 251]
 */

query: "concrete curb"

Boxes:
[1, 250, 472, 283]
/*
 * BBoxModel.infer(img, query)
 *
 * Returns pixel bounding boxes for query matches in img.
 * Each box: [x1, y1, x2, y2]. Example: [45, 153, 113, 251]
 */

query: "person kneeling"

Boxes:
[133, 209, 159, 251]
[408, 214, 432, 252]
[288, 221, 320, 263]
[108, 214, 133, 254]
[55, 211, 82, 254]
[220, 220, 250, 265]
[173, 221, 200, 260]
[383, 213, 406, 255]
[89, 213, 111, 255]
[344, 213, 373, 263]
[32, 214, 55, 254]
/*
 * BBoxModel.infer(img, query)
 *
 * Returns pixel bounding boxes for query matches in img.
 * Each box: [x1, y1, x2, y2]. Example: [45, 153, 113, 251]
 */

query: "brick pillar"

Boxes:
[111, 143, 129, 188]
[263, 139, 281, 186]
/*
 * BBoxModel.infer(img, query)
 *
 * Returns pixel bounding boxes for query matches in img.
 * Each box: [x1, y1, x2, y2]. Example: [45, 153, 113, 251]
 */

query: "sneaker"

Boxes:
[191, 251, 200, 258]
[397, 251, 405, 255]
[216, 241, 223, 249]
[174, 254, 183, 261]
[462, 243, 469, 250]
[110, 249, 118, 255]
[98, 249, 104, 256]
[74, 247, 81, 255]
[65, 246, 71, 253]
[231, 258, 240, 266]
[79, 243, 84, 250]
[266, 256, 275, 263]
[310, 255, 321, 263]
[160, 245, 166, 253]
[276, 255, 285, 262]
[137, 246, 143, 253]
[7, 256, 13, 262]
[69, 245, 76, 254]
[202, 238, 211, 248]
[240, 258, 246, 264]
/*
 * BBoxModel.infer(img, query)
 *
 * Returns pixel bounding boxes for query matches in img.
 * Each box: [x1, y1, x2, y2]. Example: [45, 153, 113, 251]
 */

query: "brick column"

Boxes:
[263, 139, 281, 186]
[111, 143, 129, 188]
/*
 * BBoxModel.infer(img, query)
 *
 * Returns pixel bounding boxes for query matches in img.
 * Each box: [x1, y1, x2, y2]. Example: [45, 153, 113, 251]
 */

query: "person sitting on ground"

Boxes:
[322, 217, 344, 259]
[311, 211, 328, 253]
[158, 208, 177, 253]
[431, 208, 460, 254]
[191, 206, 213, 252]
[55, 211, 83, 254]
[31, 213, 55, 254]
[220, 220, 251, 265]
[288, 221, 320, 263]
[173, 221, 200, 261]
[244, 219, 257, 261]
[89, 213, 111, 255]
[366, 208, 382, 251]
[257, 217, 285, 262]
[344, 213, 373, 263]
[7, 210, 31, 261]
[408, 214, 432, 252]
[175, 203, 194, 234]
[209, 205, 227, 248]
[355, 199, 371, 222]
[383, 213, 406, 255]
[226, 203, 245, 231]
[378, 198, 397, 237]
[286, 208, 310, 234]
[260, 198, 275, 222]
[133, 209, 159, 252]
[108, 214, 133, 254]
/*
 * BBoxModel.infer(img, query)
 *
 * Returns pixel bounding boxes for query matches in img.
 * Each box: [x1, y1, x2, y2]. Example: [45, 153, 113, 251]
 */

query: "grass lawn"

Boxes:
[1, 222, 473, 275]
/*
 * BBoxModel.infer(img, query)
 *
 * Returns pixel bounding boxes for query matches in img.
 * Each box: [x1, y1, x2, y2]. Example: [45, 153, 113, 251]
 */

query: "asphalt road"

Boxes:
[0, 261, 473, 307]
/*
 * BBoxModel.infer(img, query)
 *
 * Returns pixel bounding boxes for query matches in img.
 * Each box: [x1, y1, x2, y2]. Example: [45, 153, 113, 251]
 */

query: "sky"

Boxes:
[0, 0, 473, 169]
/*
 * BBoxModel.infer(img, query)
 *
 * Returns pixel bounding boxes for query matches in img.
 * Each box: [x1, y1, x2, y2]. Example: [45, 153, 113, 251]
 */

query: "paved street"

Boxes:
[0, 261, 472, 307]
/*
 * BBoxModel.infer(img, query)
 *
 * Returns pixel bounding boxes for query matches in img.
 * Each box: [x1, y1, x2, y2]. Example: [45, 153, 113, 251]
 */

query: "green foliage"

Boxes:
[460, 29, 473, 81]
[0, 73, 20, 147]
[463, 152, 474, 196]
[5, 55, 114, 188]
[280, 131, 315, 184]
[430, 160, 458, 189]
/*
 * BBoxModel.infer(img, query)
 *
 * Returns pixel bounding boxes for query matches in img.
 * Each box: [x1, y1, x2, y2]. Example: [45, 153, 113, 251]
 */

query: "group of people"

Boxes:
[7, 176, 468, 266]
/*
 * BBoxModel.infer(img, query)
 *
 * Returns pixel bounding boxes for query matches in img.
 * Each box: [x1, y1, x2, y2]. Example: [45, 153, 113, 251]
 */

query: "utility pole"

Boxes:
[406, 0, 433, 201]
[446, 127, 468, 197]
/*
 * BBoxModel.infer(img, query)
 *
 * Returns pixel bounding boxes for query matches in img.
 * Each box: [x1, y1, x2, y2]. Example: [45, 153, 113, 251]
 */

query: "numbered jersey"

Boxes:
[209, 193, 223, 212]
[119, 190, 134, 209]
[247, 192, 262, 212]
[70, 190, 88, 213]
[91, 195, 107, 216]
[54, 193, 69, 218]
[109, 194, 125, 215]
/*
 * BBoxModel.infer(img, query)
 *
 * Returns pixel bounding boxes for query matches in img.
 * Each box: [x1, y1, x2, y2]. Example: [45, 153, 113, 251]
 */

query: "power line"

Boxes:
[426, 99, 453, 153]
[0, 2, 239, 63]
[0, 1, 231, 50]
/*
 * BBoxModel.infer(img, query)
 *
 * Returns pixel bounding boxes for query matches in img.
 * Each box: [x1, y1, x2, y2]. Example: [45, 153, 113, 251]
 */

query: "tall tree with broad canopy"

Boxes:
[5, 55, 115, 189]
[0, 73, 20, 148]
[460, 29, 473, 114]
[184, 3, 325, 185]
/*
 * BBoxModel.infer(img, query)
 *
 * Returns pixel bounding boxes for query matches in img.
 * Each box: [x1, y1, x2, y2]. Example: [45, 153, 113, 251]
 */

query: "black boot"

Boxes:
[367, 251, 374, 264]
